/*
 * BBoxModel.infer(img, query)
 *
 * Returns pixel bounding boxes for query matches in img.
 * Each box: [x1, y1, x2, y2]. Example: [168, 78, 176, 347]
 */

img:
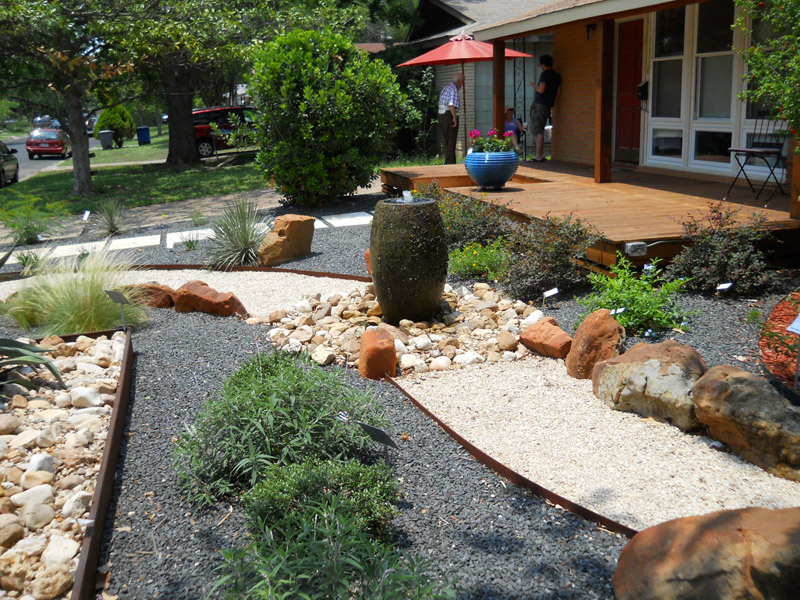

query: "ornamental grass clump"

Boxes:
[92, 198, 127, 238]
[173, 351, 387, 507]
[206, 197, 269, 268]
[1, 246, 148, 335]
[468, 128, 515, 152]
[579, 254, 690, 335]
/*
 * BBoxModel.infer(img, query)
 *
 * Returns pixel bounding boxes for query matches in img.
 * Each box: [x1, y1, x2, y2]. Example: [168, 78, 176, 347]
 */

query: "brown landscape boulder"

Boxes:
[519, 317, 572, 359]
[257, 214, 315, 266]
[358, 327, 397, 380]
[565, 309, 625, 379]
[173, 281, 248, 317]
[593, 340, 707, 431]
[692, 365, 800, 481]
[613, 506, 800, 600]
[125, 283, 175, 308]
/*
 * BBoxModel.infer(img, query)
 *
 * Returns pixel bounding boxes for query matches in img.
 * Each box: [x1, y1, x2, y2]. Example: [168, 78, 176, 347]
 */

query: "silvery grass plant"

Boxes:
[92, 198, 127, 238]
[1, 245, 148, 336]
[207, 197, 270, 268]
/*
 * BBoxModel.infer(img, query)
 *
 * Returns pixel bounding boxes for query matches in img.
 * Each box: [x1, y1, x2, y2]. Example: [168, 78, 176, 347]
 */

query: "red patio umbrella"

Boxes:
[399, 34, 532, 150]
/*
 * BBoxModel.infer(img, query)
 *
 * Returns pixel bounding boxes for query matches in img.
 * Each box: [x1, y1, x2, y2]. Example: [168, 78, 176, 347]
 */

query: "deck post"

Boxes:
[791, 151, 800, 219]
[493, 41, 506, 134]
[594, 19, 614, 183]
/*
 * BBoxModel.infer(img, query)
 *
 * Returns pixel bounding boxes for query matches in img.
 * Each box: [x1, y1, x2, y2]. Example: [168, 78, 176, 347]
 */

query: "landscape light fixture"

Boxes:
[104, 289, 131, 331]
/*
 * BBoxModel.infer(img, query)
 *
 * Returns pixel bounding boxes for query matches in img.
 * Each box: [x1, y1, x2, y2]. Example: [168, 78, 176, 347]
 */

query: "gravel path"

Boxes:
[2, 197, 800, 598]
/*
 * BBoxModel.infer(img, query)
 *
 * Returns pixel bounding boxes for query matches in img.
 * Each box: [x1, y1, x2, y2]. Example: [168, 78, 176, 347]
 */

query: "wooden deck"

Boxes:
[380, 161, 800, 268]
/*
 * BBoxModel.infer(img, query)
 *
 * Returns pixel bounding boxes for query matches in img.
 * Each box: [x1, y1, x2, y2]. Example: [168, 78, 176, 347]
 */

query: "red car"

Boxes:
[192, 106, 257, 158]
[26, 128, 72, 159]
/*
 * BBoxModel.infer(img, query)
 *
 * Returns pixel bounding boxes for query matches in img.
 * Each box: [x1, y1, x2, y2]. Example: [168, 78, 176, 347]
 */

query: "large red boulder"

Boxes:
[565, 309, 625, 379]
[125, 283, 175, 308]
[519, 317, 572, 359]
[613, 506, 800, 600]
[358, 327, 396, 380]
[173, 281, 248, 317]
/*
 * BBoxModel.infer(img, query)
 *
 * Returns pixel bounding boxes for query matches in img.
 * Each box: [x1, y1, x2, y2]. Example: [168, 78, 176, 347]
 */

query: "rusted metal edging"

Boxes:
[135, 263, 372, 283]
[384, 375, 639, 539]
[58, 328, 134, 600]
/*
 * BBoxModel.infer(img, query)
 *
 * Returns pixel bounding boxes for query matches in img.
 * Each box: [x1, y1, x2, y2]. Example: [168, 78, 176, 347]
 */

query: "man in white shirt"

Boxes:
[438, 73, 464, 164]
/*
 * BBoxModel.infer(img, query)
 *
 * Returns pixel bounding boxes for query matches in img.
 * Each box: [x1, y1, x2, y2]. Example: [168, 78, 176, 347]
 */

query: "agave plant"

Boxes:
[207, 197, 270, 268]
[0, 338, 65, 401]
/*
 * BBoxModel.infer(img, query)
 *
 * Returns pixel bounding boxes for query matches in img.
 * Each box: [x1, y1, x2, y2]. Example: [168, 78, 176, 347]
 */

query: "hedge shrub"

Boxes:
[94, 105, 136, 148]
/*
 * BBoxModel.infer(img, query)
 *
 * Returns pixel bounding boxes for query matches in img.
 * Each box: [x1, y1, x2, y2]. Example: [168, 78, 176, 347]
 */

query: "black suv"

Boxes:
[192, 106, 257, 158]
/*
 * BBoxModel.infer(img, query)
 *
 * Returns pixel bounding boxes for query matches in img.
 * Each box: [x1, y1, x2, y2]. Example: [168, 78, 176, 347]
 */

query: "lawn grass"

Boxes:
[63, 129, 170, 165]
[0, 157, 267, 212]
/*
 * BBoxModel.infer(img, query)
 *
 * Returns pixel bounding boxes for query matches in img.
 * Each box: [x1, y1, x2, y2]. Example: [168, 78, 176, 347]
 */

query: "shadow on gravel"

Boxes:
[461, 531, 525, 555]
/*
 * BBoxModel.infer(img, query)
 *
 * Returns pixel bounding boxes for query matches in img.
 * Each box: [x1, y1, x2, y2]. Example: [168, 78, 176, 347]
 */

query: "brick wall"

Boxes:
[552, 23, 598, 165]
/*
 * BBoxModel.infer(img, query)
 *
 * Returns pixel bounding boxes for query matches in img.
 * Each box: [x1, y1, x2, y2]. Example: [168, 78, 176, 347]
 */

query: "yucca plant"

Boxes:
[2, 246, 149, 336]
[0, 243, 17, 269]
[207, 197, 270, 269]
[0, 338, 65, 401]
[93, 198, 127, 238]
[16, 247, 54, 276]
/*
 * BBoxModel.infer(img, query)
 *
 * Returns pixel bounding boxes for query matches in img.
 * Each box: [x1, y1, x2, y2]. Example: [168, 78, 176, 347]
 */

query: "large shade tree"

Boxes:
[0, 0, 132, 197]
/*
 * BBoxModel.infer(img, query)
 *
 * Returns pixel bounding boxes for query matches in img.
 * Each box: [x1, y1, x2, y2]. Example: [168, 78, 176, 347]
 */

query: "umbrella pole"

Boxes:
[461, 61, 467, 161]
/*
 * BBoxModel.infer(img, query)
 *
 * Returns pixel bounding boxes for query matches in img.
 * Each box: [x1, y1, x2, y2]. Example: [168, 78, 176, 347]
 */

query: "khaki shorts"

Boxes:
[530, 103, 551, 136]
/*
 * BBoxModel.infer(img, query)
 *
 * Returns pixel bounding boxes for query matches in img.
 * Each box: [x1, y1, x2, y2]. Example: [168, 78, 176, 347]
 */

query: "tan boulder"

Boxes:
[613, 506, 800, 600]
[358, 328, 397, 380]
[497, 329, 518, 352]
[257, 214, 315, 266]
[519, 317, 572, 359]
[173, 280, 248, 317]
[125, 282, 175, 308]
[692, 365, 800, 481]
[566, 309, 625, 379]
[593, 340, 707, 431]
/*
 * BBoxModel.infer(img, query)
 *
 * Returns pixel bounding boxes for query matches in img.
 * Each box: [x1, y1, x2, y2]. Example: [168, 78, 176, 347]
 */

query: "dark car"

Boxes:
[192, 106, 257, 158]
[0, 140, 19, 187]
[26, 128, 72, 159]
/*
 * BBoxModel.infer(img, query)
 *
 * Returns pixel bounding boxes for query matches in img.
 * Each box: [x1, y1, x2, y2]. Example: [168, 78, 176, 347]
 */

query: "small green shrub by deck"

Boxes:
[1, 248, 149, 336]
[0, 190, 69, 245]
[248, 29, 408, 206]
[665, 201, 777, 295]
[211, 495, 456, 600]
[206, 197, 269, 268]
[245, 459, 397, 542]
[501, 214, 600, 301]
[94, 105, 136, 148]
[173, 351, 386, 507]
[449, 238, 512, 281]
[578, 255, 689, 335]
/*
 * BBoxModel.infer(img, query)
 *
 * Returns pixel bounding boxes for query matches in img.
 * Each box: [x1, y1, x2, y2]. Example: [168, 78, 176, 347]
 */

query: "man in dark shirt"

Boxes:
[529, 54, 561, 162]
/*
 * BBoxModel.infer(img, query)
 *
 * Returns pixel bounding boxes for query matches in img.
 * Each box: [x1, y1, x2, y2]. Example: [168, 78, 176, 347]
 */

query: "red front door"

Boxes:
[615, 20, 643, 163]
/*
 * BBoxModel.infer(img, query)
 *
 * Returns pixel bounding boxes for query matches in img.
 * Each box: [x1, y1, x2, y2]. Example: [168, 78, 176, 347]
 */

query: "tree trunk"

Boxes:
[160, 62, 199, 166]
[63, 89, 93, 198]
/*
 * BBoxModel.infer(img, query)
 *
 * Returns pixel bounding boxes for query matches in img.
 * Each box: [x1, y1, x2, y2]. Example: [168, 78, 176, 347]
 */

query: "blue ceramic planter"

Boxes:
[465, 151, 519, 189]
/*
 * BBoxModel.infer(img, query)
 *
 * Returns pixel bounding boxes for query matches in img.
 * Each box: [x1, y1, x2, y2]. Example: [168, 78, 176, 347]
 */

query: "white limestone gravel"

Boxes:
[404, 354, 800, 531]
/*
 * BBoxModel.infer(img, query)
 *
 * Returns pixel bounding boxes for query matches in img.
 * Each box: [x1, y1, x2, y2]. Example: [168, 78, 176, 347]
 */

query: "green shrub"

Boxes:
[94, 105, 136, 148]
[0, 190, 68, 245]
[449, 238, 512, 281]
[189, 209, 207, 227]
[248, 29, 408, 206]
[665, 201, 777, 295]
[173, 351, 386, 507]
[207, 197, 269, 268]
[578, 255, 689, 335]
[210, 496, 456, 600]
[501, 214, 600, 301]
[2, 247, 149, 335]
[416, 182, 511, 250]
[245, 459, 397, 543]
[93, 198, 126, 238]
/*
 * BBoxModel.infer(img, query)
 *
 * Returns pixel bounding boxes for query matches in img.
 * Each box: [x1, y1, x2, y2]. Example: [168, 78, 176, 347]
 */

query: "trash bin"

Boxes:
[97, 130, 114, 150]
[137, 126, 151, 146]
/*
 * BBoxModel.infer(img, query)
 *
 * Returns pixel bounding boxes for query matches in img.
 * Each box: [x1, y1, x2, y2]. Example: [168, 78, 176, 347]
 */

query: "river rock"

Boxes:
[0, 524, 23, 549]
[9, 429, 39, 450]
[41, 535, 79, 568]
[32, 565, 73, 600]
[21, 471, 54, 490]
[22, 504, 55, 530]
[61, 491, 92, 519]
[10, 484, 54, 508]
[69, 387, 103, 408]
[0, 416, 22, 436]
[28, 454, 54, 473]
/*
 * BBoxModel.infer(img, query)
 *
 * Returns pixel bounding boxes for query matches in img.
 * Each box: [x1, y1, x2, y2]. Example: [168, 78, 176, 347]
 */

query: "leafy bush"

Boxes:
[94, 105, 136, 148]
[245, 459, 397, 542]
[0, 190, 68, 245]
[248, 29, 408, 206]
[579, 255, 689, 335]
[93, 198, 126, 238]
[501, 214, 600, 301]
[449, 238, 512, 281]
[0, 338, 65, 402]
[415, 182, 511, 250]
[173, 351, 386, 507]
[207, 197, 269, 268]
[211, 495, 456, 600]
[2, 247, 149, 335]
[665, 201, 777, 295]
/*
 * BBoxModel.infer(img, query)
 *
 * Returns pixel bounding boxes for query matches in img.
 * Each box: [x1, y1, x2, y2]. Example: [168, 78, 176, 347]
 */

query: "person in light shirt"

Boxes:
[438, 72, 464, 164]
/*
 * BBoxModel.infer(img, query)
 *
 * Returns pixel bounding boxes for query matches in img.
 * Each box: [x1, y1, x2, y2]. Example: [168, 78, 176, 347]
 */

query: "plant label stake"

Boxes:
[786, 315, 800, 392]
[79, 210, 91, 237]
[542, 287, 559, 309]
[716, 282, 733, 293]
[104, 290, 131, 331]
[336, 411, 398, 449]
[610, 307, 625, 316]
